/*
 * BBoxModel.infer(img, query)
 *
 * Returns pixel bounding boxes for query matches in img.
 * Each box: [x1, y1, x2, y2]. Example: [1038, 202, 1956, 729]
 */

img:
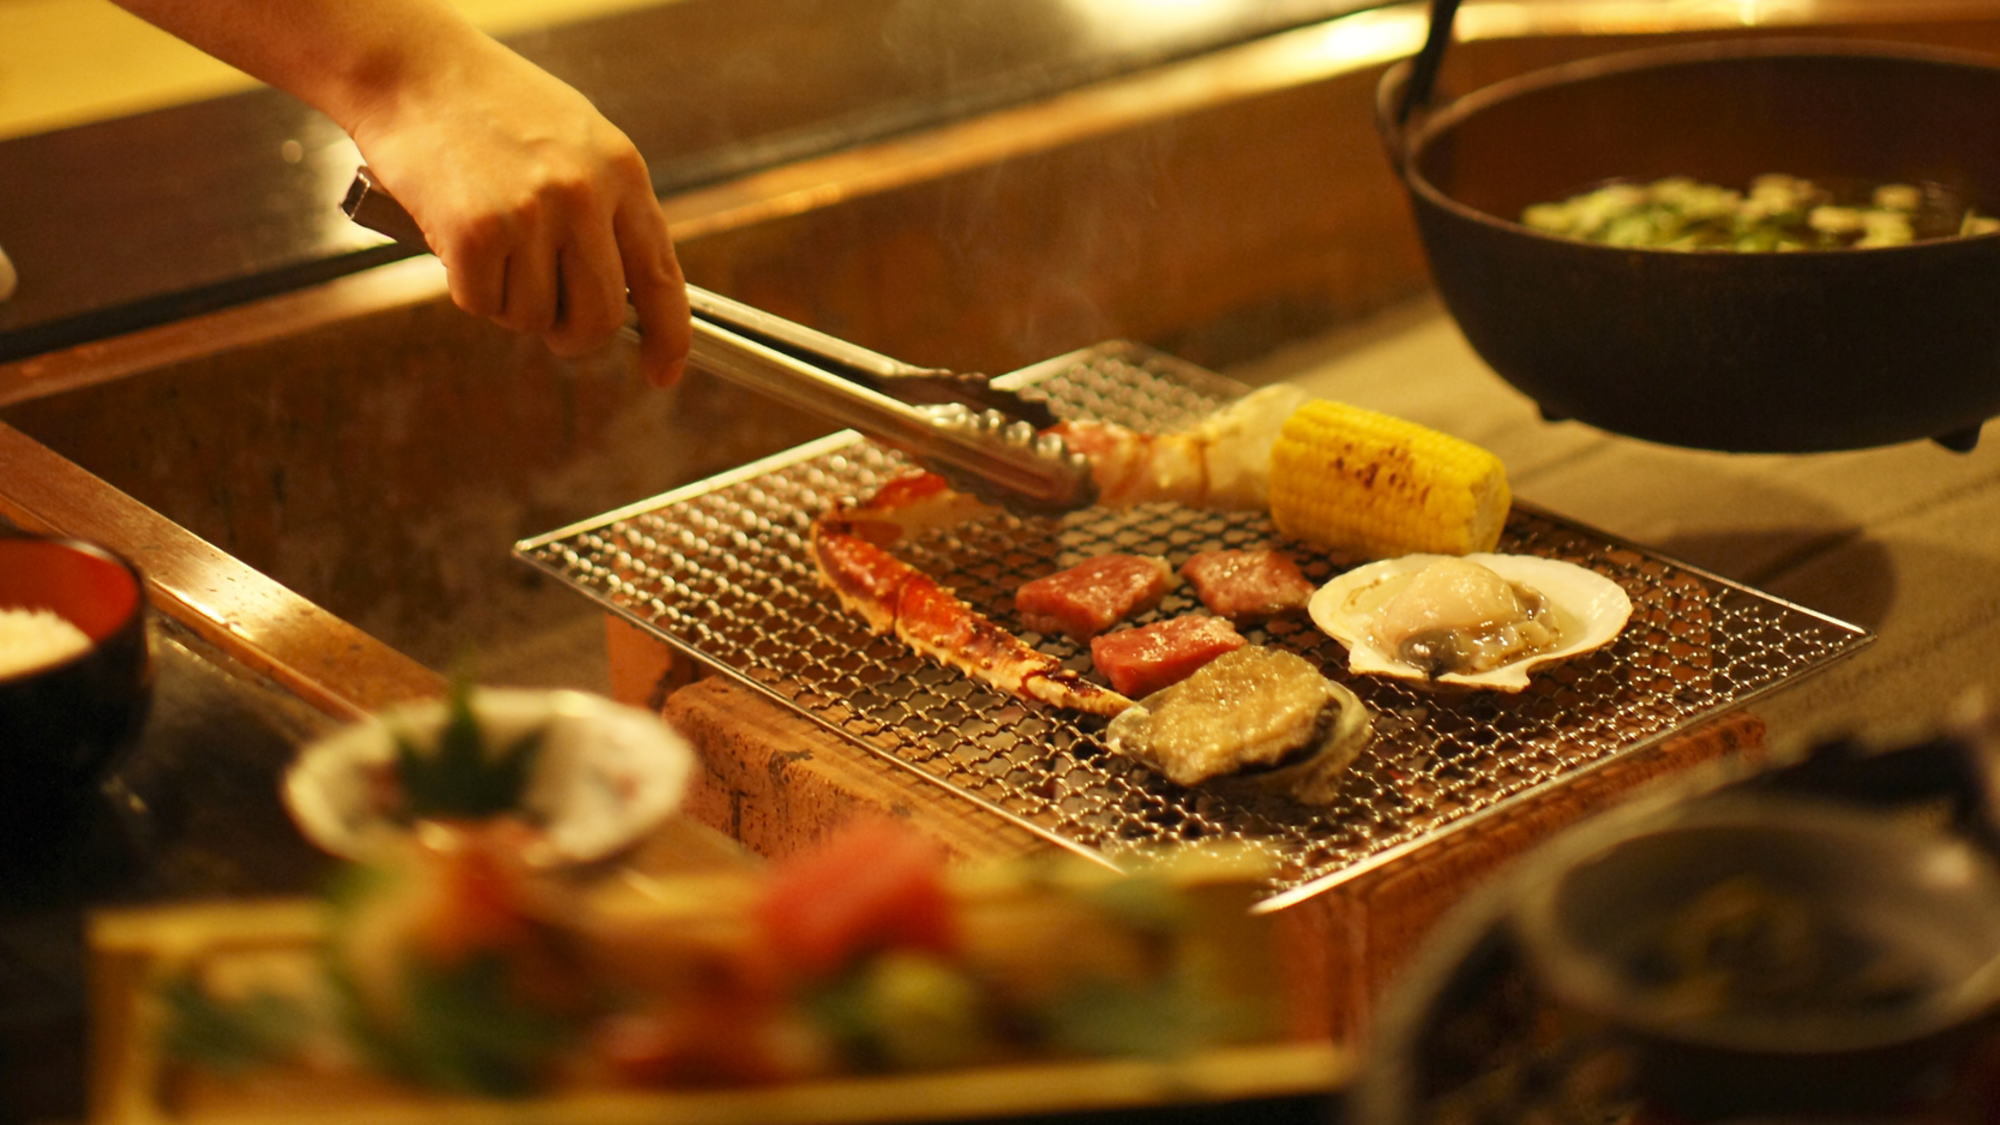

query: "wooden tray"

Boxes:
[87, 867, 1347, 1124]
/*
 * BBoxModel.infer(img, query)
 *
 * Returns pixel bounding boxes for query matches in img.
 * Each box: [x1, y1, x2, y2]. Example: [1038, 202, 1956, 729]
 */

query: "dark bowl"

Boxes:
[0, 534, 153, 832]
[1380, 38, 2000, 452]
[1510, 797, 2000, 1120]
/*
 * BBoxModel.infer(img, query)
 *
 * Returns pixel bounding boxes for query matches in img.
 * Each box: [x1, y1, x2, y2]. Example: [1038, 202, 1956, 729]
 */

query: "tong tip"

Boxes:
[915, 406, 1097, 517]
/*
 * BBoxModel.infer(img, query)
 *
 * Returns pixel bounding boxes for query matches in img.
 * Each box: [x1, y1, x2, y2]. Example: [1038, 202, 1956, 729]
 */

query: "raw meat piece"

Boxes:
[1180, 549, 1315, 620]
[1015, 554, 1174, 640]
[1089, 615, 1247, 699]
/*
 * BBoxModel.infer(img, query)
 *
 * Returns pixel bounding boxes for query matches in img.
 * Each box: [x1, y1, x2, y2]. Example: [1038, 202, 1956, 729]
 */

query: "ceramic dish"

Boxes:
[283, 688, 695, 869]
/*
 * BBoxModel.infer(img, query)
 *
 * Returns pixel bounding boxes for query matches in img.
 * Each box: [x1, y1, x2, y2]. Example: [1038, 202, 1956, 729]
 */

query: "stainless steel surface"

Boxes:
[678, 317, 1094, 516]
[517, 342, 1875, 907]
[680, 286, 1062, 429]
[684, 286, 945, 390]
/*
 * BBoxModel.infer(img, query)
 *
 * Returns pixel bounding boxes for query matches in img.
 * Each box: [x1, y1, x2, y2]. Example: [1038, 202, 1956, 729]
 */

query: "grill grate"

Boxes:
[519, 342, 1873, 906]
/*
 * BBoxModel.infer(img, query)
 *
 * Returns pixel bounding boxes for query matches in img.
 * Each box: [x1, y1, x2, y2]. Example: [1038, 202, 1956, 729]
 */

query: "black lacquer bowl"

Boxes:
[0, 534, 152, 836]
[1356, 786, 2000, 1125]
[1379, 37, 2000, 452]
[1511, 797, 2000, 1120]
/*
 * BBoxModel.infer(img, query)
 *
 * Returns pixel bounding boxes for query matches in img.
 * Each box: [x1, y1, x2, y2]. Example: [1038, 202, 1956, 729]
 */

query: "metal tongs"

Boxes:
[341, 169, 1095, 516]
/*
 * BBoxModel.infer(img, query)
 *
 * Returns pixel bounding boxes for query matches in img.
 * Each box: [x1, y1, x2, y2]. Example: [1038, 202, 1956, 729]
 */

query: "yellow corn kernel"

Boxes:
[1267, 400, 1510, 559]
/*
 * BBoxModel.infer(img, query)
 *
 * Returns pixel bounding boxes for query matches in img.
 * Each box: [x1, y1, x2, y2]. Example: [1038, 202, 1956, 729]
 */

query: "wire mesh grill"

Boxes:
[519, 341, 1873, 905]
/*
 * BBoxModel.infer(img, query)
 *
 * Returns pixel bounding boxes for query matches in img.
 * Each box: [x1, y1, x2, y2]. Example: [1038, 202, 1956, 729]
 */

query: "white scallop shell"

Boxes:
[1307, 553, 1632, 692]
[283, 688, 694, 868]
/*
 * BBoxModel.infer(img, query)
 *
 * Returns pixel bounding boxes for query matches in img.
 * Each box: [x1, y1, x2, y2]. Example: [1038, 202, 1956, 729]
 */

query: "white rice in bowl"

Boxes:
[0, 606, 92, 678]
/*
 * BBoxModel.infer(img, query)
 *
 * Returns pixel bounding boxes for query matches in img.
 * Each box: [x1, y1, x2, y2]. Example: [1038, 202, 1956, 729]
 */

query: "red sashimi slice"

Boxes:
[1180, 549, 1316, 620]
[1090, 615, 1247, 699]
[754, 819, 960, 980]
[1015, 554, 1175, 640]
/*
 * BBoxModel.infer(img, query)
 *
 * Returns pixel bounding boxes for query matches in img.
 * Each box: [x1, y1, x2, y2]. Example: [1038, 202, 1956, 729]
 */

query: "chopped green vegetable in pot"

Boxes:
[1522, 174, 1999, 250]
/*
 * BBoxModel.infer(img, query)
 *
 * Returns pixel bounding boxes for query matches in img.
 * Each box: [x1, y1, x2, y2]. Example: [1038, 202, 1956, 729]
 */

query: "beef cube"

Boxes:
[1090, 615, 1247, 699]
[1015, 554, 1174, 640]
[1180, 549, 1315, 620]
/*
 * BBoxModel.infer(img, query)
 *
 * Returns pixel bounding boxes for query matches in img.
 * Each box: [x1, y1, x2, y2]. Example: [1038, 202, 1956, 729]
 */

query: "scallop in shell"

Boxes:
[1307, 553, 1631, 692]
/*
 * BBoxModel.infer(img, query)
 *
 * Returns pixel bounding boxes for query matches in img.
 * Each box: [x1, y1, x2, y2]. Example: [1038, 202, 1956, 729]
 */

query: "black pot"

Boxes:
[1378, 30, 2000, 452]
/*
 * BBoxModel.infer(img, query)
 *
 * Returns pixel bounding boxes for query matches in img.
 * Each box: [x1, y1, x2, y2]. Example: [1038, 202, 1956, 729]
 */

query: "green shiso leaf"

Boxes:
[392, 677, 547, 821]
[805, 954, 994, 1072]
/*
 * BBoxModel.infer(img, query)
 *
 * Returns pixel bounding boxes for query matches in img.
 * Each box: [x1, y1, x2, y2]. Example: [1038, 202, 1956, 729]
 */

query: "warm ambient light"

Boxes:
[1461, 0, 1833, 38]
[1060, 0, 1249, 44]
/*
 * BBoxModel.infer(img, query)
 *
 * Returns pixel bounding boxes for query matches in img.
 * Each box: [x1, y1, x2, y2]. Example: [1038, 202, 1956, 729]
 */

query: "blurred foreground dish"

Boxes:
[282, 684, 694, 870]
[1513, 796, 2000, 1121]
[1355, 722, 2000, 1125]
[92, 821, 1320, 1122]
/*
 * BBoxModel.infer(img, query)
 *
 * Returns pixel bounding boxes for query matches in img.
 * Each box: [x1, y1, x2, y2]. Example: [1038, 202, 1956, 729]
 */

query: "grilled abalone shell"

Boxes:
[1105, 646, 1371, 804]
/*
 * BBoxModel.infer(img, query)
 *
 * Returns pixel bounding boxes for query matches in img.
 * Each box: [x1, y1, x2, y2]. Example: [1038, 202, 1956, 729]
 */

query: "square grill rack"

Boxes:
[518, 341, 1873, 909]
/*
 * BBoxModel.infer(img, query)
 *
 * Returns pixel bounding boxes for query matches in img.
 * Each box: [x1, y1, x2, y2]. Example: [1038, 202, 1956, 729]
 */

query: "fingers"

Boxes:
[437, 211, 507, 322]
[345, 42, 691, 383]
[616, 196, 691, 388]
[542, 207, 626, 358]
[433, 180, 624, 356]
[498, 213, 560, 337]
[365, 115, 685, 382]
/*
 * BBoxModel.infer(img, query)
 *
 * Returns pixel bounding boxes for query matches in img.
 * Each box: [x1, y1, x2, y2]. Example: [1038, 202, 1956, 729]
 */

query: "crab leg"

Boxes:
[809, 515, 1133, 717]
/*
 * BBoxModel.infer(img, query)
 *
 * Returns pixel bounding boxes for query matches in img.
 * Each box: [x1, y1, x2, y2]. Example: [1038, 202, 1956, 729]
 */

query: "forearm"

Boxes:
[105, 0, 498, 136]
[109, 0, 693, 385]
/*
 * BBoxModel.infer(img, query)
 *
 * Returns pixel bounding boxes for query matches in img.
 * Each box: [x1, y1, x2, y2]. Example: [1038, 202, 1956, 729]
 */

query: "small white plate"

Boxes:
[283, 688, 695, 868]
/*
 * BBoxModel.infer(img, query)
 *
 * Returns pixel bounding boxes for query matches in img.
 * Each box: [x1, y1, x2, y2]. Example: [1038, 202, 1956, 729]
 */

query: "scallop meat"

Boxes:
[1307, 553, 1631, 692]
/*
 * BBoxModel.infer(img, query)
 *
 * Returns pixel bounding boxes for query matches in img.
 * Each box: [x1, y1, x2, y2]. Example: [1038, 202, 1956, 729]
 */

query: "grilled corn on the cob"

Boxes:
[1267, 400, 1510, 559]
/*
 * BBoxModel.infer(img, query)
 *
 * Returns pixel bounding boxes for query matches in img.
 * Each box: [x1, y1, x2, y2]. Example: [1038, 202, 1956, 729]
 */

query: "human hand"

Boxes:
[346, 38, 690, 386]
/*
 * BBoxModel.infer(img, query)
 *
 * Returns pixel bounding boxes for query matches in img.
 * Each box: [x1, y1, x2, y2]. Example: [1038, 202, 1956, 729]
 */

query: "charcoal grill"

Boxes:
[517, 342, 1873, 908]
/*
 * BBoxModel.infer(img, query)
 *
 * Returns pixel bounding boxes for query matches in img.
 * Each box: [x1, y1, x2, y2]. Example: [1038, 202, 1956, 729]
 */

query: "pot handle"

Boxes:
[1375, 0, 1464, 165]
